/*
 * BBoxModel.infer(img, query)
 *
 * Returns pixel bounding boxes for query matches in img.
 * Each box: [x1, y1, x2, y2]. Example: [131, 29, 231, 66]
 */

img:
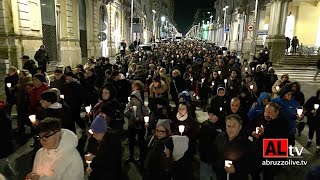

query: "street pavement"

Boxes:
[2, 65, 320, 180]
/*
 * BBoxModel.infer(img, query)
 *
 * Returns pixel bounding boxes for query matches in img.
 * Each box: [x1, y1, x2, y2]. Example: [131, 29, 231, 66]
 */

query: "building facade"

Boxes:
[0, 0, 173, 74]
[186, 0, 320, 63]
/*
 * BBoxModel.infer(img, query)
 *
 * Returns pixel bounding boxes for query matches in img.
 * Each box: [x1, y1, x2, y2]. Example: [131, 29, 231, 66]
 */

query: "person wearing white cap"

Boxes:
[143, 119, 171, 180]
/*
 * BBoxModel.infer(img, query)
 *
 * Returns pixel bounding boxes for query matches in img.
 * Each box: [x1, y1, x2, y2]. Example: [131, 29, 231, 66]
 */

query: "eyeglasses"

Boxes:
[155, 129, 166, 134]
[36, 131, 59, 141]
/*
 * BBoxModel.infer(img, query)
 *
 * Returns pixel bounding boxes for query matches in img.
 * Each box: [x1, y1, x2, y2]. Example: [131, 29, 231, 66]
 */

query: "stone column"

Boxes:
[266, 0, 290, 64]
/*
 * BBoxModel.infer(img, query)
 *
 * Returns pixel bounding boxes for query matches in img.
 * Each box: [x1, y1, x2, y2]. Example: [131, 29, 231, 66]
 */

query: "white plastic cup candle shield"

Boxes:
[178, 125, 185, 134]
[218, 71, 221, 75]
[212, 82, 215, 86]
[252, 67, 255, 71]
[128, 97, 131, 102]
[314, 104, 319, 110]
[276, 86, 280, 91]
[297, 109, 303, 116]
[29, 115, 36, 123]
[144, 116, 149, 123]
[60, 94, 64, 99]
[85, 105, 91, 113]
[245, 67, 248, 71]
[225, 160, 232, 167]
[85, 154, 92, 164]
[88, 129, 93, 135]
[201, 79, 205, 83]
[256, 127, 259, 134]
[220, 107, 222, 111]
[6, 83, 11, 88]
[224, 79, 227, 83]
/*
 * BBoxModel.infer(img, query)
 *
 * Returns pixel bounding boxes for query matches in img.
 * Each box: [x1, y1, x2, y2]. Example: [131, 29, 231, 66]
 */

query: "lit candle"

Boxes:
[144, 116, 149, 123]
[128, 97, 131, 102]
[201, 78, 205, 83]
[17, 70, 20, 74]
[276, 86, 280, 91]
[177, 55, 179, 58]
[219, 107, 222, 111]
[250, 85, 254, 90]
[126, 72, 129, 77]
[218, 71, 221, 75]
[193, 57, 195, 60]
[60, 94, 64, 99]
[297, 109, 303, 116]
[85, 154, 92, 168]
[29, 115, 36, 123]
[190, 78, 193, 82]
[178, 125, 185, 136]
[245, 67, 248, 71]
[212, 82, 215, 86]
[225, 160, 233, 168]
[255, 127, 260, 134]
[224, 79, 227, 84]
[6, 83, 11, 88]
[314, 104, 319, 110]
[88, 129, 93, 135]
[85, 105, 91, 113]
[252, 67, 255, 71]
[133, 106, 137, 117]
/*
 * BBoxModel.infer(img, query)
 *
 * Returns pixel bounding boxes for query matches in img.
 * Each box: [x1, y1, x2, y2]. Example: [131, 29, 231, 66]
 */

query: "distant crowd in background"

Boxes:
[1, 39, 320, 180]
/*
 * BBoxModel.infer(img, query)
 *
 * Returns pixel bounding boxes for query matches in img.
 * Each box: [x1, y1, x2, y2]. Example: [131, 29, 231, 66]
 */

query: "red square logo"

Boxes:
[263, 139, 288, 158]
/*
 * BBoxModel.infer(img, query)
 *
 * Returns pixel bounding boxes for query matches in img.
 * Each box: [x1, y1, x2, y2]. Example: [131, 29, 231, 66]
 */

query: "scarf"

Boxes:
[176, 112, 188, 121]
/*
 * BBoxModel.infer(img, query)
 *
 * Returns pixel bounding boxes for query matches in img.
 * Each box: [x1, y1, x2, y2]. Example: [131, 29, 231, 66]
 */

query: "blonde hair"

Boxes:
[172, 69, 181, 76]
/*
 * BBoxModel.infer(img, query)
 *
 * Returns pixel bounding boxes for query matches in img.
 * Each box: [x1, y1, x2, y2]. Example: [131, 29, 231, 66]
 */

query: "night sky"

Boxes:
[174, 0, 213, 35]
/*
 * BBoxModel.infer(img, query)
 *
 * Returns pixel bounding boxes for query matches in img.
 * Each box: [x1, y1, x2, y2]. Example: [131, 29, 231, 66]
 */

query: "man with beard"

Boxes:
[251, 102, 289, 180]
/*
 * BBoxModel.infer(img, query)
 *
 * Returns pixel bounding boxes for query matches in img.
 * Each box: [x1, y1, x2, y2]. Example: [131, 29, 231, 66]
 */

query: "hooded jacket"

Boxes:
[247, 92, 271, 121]
[271, 93, 300, 135]
[32, 129, 84, 180]
[124, 90, 149, 129]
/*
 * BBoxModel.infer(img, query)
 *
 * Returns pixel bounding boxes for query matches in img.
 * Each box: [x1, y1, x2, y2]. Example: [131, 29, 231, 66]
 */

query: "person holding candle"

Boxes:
[124, 90, 150, 163]
[149, 74, 168, 99]
[265, 67, 278, 94]
[271, 73, 290, 98]
[199, 67, 211, 112]
[27, 117, 84, 180]
[38, 91, 75, 133]
[244, 74, 257, 95]
[143, 119, 171, 180]
[290, 82, 306, 136]
[85, 111, 122, 180]
[164, 135, 192, 180]
[199, 106, 224, 180]
[209, 86, 230, 120]
[4, 66, 19, 117]
[304, 90, 320, 154]
[209, 70, 222, 96]
[226, 69, 241, 98]
[213, 114, 257, 180]
[213, 59, 229, 80]
[171, 102, 199, 155]
[251, 102, 289, 180]
[271, 84, 302, 146]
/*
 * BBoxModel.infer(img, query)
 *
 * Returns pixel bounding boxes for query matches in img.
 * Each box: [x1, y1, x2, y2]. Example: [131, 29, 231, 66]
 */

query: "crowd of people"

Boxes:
[1, 40, 320, 180]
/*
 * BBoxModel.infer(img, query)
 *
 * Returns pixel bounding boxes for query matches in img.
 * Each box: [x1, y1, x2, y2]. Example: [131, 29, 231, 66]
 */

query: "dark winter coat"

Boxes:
[34, 49, 49, 64]
[199, 120, 223, 163]
[23, 60, 38, 75]
[143, 136, 170, 180]
[38, 102, 75, 133]
[170, 75, 187, 102]
[214, 133, 257, 180]
[304, 96, 320, 127]
[89, 131, 122, 180]
[4, 74, 19, 99]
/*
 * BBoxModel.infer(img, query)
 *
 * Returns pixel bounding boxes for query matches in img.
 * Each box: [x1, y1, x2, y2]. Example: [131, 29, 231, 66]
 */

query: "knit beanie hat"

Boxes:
[33, 74, 46, 83]
[178, 91, 192, 103]
[279, 84, 294, 98]
[41, 91, 58, 103]
[207, 106, 219, 115]
[90, 114, 107, 133]
[156, 119, 171, 132]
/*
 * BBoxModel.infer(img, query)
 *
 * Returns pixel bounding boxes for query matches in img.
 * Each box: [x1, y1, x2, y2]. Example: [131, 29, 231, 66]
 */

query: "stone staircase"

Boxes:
[279, 55, 320, 66]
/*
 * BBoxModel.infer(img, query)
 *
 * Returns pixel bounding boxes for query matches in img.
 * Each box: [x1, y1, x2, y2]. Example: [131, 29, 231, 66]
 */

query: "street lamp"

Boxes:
[223, 6, 229, 47]
[55, 0, 63, 68]
[152, 10, 156, 41]
[130, 0, 134, 43]
[252, 0, 259, 55]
